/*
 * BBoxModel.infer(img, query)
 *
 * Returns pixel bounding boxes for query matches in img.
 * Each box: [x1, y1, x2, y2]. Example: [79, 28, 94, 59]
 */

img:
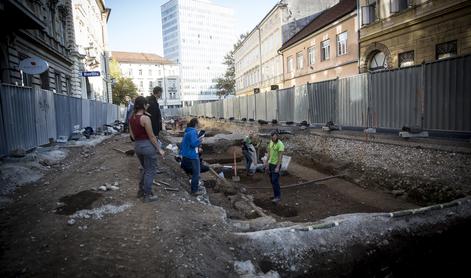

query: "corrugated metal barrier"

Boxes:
[164, 55, 470, 134]
[255, 92, 266, 121]
[338, 74, 368, 127]
[424, 55, 471, 132]
[0, 84, 123, 156]
[278, 87, 295, 122]
[308, 79, 338, 124]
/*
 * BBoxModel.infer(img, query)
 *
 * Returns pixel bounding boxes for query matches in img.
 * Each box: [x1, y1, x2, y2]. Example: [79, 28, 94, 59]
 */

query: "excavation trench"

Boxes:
[166, 128, 419, 225]
[163, 123, 470, 276]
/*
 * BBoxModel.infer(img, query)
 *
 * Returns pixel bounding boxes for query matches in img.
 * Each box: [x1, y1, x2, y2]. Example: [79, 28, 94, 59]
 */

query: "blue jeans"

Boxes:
[243, 149, 253, 174]
[181, 157, 200, 193]
[269, 163, 281, 199]
[135, 140, 157, 195]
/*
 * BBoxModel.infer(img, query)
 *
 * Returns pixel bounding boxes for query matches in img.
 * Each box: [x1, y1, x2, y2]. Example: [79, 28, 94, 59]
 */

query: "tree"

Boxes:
[215, 33, 249, 98]
[112, 77, 138, 105]
[109, 58, 122, 80]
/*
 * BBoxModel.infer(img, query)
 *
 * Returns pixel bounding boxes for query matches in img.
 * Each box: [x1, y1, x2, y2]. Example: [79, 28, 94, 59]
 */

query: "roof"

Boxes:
[111, 51, 174, 65]
[279, 0, 357, 52]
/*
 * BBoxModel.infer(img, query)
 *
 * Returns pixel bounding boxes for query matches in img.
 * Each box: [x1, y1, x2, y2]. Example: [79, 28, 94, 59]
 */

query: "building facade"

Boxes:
[112, 51, 181, 108]
[0, 0, 77, 95]
[161, 0, 235, 106]
[280, 0, 358, 87]
[359, 0, 471, 72]
[234, 0, 340, 96]
[71, 0, 112, 102]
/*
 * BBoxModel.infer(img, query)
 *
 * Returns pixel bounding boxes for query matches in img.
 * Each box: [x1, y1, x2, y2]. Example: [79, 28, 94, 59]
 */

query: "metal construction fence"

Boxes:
[0, 84, 126, 156]
[168, 55, 470, 135]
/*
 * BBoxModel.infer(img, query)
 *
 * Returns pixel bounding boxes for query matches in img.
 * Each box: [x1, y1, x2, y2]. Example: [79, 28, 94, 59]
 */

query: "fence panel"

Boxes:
[82, 99, 91, 127]
[54, 94, 72, 137]
[0, 85, 37, 153]
[308, 79, 338, 124]
[223, 99, 229, 119]
[255, 92, 267, 121]
[247, 94, 256, 120]
[69, 96, 82, 129]
[338, 74, 369, 127]
[227, 98, 234, 119]
[266, 90, 278, 121]
[278, 87, 295, 122]
[233, 97, 240, 120]
[34, 88, 56, 146]
[424, 56, 471, 132]
[294, 85, 309, 123]
[369, 67, 420, 129]
[239, 96, 248, 120]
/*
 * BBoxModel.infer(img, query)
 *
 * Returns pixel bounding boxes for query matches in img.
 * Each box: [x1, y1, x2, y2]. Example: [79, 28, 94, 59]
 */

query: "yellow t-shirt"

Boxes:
[268, 140, 284, 165]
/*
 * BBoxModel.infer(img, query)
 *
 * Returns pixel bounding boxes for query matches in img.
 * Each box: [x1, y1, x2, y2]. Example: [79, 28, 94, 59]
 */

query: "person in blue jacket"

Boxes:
[180, 118, 204, 195]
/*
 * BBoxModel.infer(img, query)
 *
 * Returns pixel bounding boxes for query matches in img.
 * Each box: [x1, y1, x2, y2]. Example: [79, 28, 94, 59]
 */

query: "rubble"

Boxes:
[69, 203, 133, 220]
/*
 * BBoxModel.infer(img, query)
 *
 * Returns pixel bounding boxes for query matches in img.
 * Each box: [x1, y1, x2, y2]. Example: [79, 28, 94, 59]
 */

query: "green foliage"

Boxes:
[112, 77, 138, 105]
[109, 58, 122, 79]
[215, 33, 249, 98]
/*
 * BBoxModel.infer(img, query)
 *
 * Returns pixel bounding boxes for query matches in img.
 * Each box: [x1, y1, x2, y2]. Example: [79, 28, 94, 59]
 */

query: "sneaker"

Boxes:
[143, 195, 158, 203]
[191, 189, 205, 196]
[156, 169, 164, 175]
[271, 197, 281, 204]
[137, 189, 144, 198]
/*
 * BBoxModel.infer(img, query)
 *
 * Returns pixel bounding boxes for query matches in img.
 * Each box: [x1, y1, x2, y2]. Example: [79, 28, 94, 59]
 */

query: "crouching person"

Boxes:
[129, 96, 165, 203]
[180, 118, 205, 196]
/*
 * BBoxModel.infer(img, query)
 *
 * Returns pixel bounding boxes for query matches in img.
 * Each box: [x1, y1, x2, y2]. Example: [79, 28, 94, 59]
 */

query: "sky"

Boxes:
[107, 0, 277, 56]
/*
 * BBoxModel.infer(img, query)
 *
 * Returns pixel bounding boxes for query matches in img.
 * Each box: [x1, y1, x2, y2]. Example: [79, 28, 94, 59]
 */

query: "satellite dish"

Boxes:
[19, 57, 49, 75]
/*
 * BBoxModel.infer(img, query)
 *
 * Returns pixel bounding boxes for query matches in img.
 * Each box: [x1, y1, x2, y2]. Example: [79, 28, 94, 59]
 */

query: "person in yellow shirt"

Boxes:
[265, 130, 284, 204]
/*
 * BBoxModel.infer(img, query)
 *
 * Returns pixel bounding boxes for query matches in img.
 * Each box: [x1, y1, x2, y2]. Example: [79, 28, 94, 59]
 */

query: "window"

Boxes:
[308, 46, 315, 65]
[40, 71, 49, 90]
[369, 51, 387, 71]
[436, 40, 457, 60]
[148, 69, 152, 76]
[139, 69, 142, 76]
[398, 51, 414, 67]
[296, 52, 304, 70]
[21, 70, 32, 87]
[337, 32, 348, 56]
[287, 56, 294, 73]
[140, 81, 143, 88]
[149, 81, 153, 89]
[390, 0, 409, 13]
[128, 68, 133, 76]
[158, 80, 162, 87]
[321, 40, 330, 61]
[361, 1, 376, 25]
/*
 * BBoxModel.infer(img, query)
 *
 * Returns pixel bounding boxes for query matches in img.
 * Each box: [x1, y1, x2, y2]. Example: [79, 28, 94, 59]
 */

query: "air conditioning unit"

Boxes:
[271, 85, 279, 90]
[254, 88, 260, 94]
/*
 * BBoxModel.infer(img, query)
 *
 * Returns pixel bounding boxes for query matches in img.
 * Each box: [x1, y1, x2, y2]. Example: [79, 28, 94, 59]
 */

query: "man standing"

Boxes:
[147, 86, 163, 138]
[124, 96, 134, 132]
[265, 130, 284, 204]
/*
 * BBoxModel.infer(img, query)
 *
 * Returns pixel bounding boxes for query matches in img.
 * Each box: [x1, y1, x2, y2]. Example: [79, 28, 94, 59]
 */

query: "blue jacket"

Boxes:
[180, 127, 201, 159]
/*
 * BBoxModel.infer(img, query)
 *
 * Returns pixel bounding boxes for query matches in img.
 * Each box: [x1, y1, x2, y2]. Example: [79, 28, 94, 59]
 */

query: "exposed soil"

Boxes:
[0, 127, 468, 277]
[0, 135, 238, 278]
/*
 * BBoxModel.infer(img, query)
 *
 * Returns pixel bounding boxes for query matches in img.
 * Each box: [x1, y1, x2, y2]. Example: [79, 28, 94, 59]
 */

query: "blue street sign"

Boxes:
[81, 71, 101, 77]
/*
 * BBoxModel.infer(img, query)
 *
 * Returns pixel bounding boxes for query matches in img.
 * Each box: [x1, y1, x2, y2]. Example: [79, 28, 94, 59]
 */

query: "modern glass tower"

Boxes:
[161, 0, 235, 105]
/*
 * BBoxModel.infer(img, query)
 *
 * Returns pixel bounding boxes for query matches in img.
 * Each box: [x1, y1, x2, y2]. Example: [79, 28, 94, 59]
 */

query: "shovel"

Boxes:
[113, 148, 135, 156]
[232, 151, 240, 182]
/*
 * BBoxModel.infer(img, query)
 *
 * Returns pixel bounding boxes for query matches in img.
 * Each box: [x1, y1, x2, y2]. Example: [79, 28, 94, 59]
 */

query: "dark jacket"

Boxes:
[146, 95, 162, 136]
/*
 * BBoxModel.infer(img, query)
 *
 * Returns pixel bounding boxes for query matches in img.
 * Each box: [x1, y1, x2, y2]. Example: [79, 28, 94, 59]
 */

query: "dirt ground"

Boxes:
[0, 135, 239, 278]
[0, 128, 466, 277]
